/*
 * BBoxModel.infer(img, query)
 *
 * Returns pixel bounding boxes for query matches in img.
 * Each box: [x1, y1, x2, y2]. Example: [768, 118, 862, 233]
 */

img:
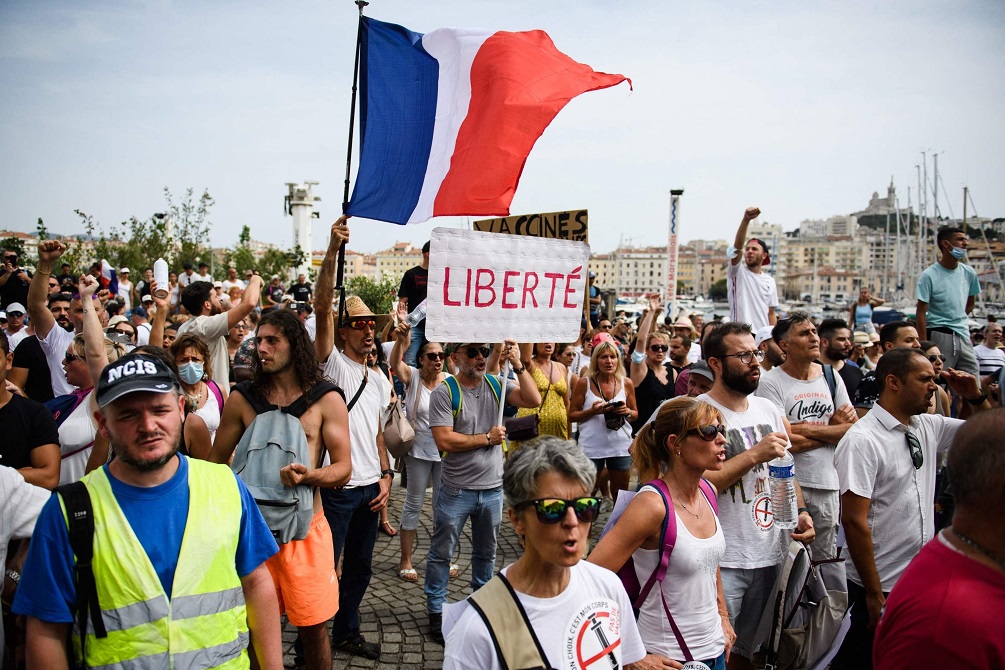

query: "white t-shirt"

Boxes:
[974, 343, 1005, 378]
[58, 391, 97, 485]
[756, 365, 849, 490]
[834, 403, 961, 592]
[443, 561, 647, 670]
[37, 323, 75, 396]
[221, 278, 246, 293]
[0, 466, 50, 657]
[323, 350, 384, 486]
[687, 342, 702, 365]
[177, 313, 231, 390]
[726, 259, 779, 332]
[135, 322, 151, 346]
[5, 327, 28, 351]
[697, 393, 789, 569]
[634, 486, 726, 661]
[117, 280, 132, 311]
[404, 368, 446, 462]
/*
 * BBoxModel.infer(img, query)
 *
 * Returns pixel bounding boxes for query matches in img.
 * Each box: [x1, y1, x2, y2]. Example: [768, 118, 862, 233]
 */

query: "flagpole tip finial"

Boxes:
[355, 0, 368, 12]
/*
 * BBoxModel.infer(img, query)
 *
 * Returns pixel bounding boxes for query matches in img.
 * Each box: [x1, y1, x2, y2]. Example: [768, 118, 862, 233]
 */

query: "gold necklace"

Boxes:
[667, 480, 701, 519]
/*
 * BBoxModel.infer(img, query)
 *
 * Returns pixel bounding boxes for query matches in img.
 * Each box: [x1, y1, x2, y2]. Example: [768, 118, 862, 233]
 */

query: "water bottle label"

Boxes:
[681, 662, 711, 670]
[769, 463, 794, 478]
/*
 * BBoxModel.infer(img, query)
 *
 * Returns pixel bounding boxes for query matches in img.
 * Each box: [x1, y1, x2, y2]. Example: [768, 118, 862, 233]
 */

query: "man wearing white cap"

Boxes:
[754, 324, 784, 372]
[727, 206, 778, 331]
[3, 301, 29, 350]
[117, 267, 132, 312]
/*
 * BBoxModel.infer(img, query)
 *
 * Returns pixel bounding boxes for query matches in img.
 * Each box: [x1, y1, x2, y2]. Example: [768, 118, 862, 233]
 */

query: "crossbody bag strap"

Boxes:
[468, 573, 552, 670]
[409, 372, 424, 428]
[345, 364, 369, 413]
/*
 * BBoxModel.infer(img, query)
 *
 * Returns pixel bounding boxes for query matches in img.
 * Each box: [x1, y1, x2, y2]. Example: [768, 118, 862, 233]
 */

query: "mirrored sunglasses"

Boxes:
[514, 497, 602, 524]
[348, 318, 376, 331]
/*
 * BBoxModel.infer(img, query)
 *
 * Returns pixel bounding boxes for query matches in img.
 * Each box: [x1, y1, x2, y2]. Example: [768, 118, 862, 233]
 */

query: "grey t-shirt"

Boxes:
[428, 376, 516, 490]
[756, 365, 849, 490]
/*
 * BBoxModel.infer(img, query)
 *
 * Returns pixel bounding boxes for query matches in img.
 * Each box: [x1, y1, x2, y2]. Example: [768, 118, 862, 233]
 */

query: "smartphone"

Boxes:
[607, 400, 625, 409]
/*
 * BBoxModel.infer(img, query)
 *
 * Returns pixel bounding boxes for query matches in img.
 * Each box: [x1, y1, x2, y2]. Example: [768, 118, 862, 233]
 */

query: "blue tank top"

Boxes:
[854, 302, 872, 324]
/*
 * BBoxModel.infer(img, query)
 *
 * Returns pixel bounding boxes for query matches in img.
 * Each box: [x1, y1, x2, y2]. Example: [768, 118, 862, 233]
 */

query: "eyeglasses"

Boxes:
[347, 318, 376, 331]
[927, 354, 946, 363]
[112, 328, 136, 338]
[463, 346, 492, 359]
[906, 431, 923, 470]
[718, 349, 765, 365]
[514, 497, 602, 524]
[424, 352, 447, 361]
[234, 323, 248, 329]
[649, 344, 669, 352]
[64, 352, 85, 363]
[687, 424, 727, 441]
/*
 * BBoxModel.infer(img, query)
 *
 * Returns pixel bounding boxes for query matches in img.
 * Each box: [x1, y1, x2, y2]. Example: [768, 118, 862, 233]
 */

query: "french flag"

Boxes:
[99, 260, 118, 297]
[346, 17, 631, 225]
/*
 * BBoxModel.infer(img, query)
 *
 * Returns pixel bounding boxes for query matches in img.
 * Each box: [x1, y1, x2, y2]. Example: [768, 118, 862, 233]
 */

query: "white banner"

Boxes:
[426, 228, 591, 343]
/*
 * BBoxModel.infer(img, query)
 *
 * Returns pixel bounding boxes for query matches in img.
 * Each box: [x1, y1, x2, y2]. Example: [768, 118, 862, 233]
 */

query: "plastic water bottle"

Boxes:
[769, 450, 797, 530]
[405, 299, 427, 327]
[681, 662, 711, 670]
[153, 258, 169, 299]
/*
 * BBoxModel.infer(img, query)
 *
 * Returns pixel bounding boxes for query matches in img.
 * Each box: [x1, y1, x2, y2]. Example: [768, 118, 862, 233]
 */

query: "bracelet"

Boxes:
[965, 393, 988, 406]
[380, 469, 395, 479]
[5, 569, 19, 584]
[35, 270, 51, 276]
[512, 366, 526, 375]
[798, 507, 810, 515]
[485, 432, 492, 445]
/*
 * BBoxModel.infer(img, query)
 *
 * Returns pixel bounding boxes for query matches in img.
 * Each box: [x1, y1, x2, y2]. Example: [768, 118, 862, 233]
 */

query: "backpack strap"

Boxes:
[468, 573, 551, 670]
[443, 376, 463, 418]
[56, 481, 107, 662]
[822, 364, 837, 407]
[285, 380, 344, 419]
[643, 479, 693, 661]
[206, 379, 225, 412]
[233, 381, 276, 415]
[485, 374, 503, 406]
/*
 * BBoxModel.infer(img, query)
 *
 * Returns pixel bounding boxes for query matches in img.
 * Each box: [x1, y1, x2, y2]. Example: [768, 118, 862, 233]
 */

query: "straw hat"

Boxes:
[334, 295, 392, 350]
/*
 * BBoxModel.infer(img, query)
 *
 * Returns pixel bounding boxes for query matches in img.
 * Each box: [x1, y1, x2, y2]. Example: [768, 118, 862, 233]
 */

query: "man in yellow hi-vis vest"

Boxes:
[14, 352, 283, 669]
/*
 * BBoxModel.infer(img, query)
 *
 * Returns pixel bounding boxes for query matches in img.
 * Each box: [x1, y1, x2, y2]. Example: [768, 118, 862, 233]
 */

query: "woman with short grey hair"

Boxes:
[443, 436, 650, 670]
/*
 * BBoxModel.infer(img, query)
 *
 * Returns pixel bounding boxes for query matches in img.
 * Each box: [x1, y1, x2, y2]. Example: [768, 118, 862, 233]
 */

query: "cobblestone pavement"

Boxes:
[281, 472, 616, 669]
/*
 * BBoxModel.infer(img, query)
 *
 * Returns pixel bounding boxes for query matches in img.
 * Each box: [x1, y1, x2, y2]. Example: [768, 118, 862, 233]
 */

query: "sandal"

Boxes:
[398, 568, 418, 582]
[380, 521, 398, 537]
[449, 563, 460, 579]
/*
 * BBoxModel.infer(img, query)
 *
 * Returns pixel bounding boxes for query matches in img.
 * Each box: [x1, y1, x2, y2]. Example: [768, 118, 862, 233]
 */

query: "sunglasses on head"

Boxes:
[687, 424, 727, 441]
[64, 352, 85, 364]
[649, 344, 669, 352]
[424, 352, 447, 361]
[514, 497, 602, 524]
[347, 318, 376, 331]
[463, 346, 492, 359]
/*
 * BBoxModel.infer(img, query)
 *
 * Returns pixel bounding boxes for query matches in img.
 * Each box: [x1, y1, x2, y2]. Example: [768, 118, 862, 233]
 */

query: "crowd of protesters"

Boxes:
[0, 213, 1002, 670]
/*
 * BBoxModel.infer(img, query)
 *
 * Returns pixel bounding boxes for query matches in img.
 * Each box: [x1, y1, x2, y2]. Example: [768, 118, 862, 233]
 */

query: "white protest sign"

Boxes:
[426, 228, 591, 343]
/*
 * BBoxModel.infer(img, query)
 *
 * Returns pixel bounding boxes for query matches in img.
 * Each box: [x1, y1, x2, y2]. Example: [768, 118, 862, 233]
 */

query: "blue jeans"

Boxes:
[404, 320, 425, 367]
[424, 484, 502, 614]
[321, 483, 379, 642]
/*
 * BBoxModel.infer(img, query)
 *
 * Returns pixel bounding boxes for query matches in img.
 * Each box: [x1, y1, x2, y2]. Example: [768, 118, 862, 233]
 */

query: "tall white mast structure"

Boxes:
[285, 181, 321, 279]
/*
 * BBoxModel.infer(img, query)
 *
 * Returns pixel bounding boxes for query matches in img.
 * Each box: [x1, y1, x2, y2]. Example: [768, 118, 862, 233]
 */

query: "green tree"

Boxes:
[224, 225, 258, 277]
[347, 274, 400, 315]
[709, 278, 728, 301]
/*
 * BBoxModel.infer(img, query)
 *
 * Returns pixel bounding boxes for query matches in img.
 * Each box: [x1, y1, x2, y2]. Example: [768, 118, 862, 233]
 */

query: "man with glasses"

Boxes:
[315, 219, 392, 660]
[425, 338, 541, 644]
[832, 347, 985, 670]
[696, 321, 815, 669]
[597, 319, 612, 331]
[3, 302, 29, 350]
[0, 250, 32, 311]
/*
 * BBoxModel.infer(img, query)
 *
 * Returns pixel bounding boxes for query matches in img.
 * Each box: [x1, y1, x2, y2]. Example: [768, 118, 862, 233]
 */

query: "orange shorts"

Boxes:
[264, 511, 339, 627]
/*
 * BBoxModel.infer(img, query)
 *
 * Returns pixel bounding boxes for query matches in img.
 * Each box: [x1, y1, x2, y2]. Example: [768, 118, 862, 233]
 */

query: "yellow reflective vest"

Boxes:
[62, 457, 250, 669]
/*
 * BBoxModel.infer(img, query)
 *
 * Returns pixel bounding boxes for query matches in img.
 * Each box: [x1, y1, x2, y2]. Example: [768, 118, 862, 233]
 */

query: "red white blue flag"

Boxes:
[99, 260, 118, 297]
[346, 17, 631, 225]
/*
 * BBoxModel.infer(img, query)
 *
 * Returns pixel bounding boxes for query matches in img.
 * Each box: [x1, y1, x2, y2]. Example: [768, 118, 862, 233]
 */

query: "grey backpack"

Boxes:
[231, 380, 342, 544]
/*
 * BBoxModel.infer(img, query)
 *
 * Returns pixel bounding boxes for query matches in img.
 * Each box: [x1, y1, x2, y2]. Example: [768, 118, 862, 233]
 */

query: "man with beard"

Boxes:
[27, 242, 89, 396]
[832, 348, 986, 670]
[754, 324, 784, 372]
[757, 313, 856, 561]
[667, 333, 692, 372]
[727, 207, 778, 331]
[819, 318, 863, 398]
[178, 274, 263, 389]
[213, 309, 352, 670]
[13, 352, 283, 668]
[852, 320, 923, 416]
[697, 322, 815, 670]
[425, 338, 540, 644]
[314, 218, 392, 660]
[9, 292, 74, 402]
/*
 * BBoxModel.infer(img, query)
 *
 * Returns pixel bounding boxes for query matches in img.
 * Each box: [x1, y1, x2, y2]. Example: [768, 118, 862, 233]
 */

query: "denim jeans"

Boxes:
[399, 454, 441, 531]
[424, 483, 502, 614]
[321, 483, 379, 642]
[404, 320, 425, 367]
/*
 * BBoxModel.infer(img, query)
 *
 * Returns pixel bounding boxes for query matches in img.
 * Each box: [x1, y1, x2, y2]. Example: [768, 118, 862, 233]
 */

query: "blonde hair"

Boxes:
[589, 340, 625, 382]
[632, 397, 723, 482]
[72, 334, 127, 365]
[646, 331, 670, 347]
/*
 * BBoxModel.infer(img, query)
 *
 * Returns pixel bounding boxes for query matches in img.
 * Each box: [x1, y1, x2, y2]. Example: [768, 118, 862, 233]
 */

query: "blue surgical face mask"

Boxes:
[949, 246, 967, 260]
[178, 362, 204, 385]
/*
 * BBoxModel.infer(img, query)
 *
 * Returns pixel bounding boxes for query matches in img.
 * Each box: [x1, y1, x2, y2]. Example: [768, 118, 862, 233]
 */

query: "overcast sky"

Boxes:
[1, 0, 1002, 257]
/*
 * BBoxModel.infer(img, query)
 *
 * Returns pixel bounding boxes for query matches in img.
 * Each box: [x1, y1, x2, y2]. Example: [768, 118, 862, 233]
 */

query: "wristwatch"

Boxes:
[965, 393, 988, 406]
[380, 469, 395, 479]
[512, 366, 526, 375]
[485, 432, 492, 445]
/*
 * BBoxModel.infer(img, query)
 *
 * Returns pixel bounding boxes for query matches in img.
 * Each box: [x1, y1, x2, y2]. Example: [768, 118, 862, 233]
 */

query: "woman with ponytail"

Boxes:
[590, 397, 735, 670]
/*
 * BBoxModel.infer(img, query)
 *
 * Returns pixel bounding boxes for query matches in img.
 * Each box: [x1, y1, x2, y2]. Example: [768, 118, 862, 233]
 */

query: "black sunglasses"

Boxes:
[927, 354, 946, 363]
[906, 432, 923, 470]
[514, 497, 602, 524]
[598, 324, 612, 330]
[463, 346, 492, 359]
[63, 352, 85, 364]
[649, 344, 669, 352]
[687, 424, 727, 441]
[424, 352, 447, 361]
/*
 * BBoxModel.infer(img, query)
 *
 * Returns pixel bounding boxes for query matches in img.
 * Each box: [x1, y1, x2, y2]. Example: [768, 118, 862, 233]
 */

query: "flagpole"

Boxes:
[337, 0, 368, 326]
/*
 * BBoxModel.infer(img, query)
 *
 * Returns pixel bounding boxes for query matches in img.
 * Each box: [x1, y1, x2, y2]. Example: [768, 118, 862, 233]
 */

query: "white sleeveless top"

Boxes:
[633, 485, 726, 661]
[58, 391, 96, 485]
[578, 378, 631, 459]
[192, 385, 222, 441]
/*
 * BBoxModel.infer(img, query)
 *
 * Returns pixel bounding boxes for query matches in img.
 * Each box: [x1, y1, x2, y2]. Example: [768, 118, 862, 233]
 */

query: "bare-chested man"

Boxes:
[212, 308, 351, 670]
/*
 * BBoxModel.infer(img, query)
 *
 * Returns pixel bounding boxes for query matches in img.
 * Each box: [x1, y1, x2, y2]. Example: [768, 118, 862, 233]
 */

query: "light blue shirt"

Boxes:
[916, 263, 980, 338]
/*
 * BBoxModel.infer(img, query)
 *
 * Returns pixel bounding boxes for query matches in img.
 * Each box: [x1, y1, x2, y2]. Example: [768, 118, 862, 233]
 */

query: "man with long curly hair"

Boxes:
[213, 308, 352, 670]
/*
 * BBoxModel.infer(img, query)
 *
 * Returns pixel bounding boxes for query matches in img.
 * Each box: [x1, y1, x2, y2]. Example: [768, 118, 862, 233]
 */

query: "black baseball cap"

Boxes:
[96, 353, 180, 408]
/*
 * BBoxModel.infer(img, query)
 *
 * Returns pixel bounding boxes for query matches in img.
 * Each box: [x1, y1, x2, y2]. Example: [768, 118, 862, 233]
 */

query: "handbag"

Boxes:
[504, 364, 552, 442]
[383, 395, 415, 459]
